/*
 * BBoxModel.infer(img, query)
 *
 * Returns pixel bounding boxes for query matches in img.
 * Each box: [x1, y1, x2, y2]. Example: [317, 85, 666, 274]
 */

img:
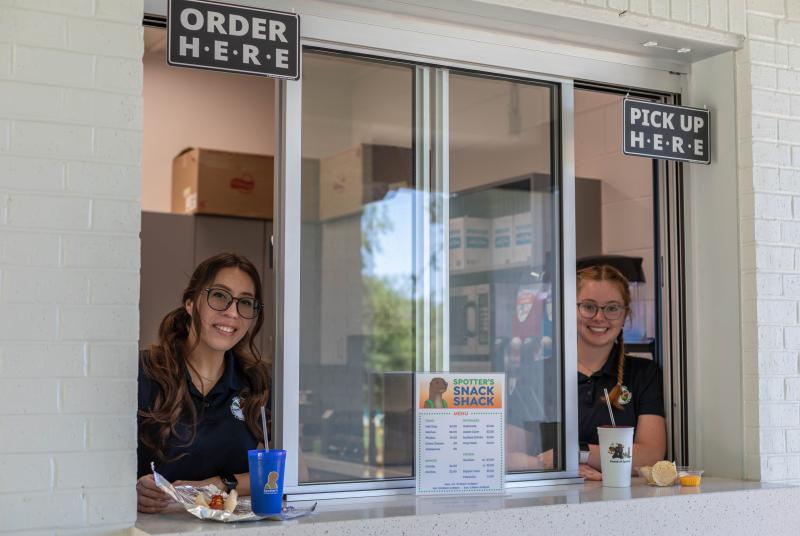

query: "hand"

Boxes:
[579, 463, 602, 481]
[136, 474, 171, 514]
[535, 449, 554, 469]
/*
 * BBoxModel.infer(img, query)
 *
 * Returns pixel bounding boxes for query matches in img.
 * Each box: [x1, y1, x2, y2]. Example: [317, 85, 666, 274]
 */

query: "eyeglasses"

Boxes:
[204, 288, 262, 319]
[577, 301, 626, 320]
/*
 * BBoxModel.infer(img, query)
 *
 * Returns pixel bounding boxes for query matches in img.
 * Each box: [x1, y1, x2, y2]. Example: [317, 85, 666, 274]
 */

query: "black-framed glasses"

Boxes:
[577, 301, 626, 320]
[204, 288, 262, 319]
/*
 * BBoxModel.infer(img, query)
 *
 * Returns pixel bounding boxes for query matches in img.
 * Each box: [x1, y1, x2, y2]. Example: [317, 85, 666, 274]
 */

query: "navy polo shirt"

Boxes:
[137, 351, 265, 481]
[578, 349, 664, 445]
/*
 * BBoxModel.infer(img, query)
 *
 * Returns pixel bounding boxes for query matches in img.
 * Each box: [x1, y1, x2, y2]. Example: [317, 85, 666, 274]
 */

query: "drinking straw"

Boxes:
[260, 405, 269, 450]
[603, 388, 616, 427]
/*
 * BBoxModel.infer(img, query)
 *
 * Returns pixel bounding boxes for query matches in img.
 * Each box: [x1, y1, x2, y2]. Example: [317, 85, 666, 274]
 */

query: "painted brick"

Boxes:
[790, 1, 800, 20]
[0, 155, 64, 192]
[752, 114, 778, 138]
[94, 57, 143, 95]
[782, 220, 800, 244]
[67, 18, 143, 59]
[62, 235, 140, 269]
[63, 89, 142, 130]
[0, 453, 52, 493]
[95, 0, 143, 22]
[0, 304, 57, 341]
[748, 13, 777, 39]
[65, 161, 139, 198]
[88, 270, 139, 305]
[709, 0, 728, 30]
[10, 121, 93, 160]
[6, 194, 90, 230]
[747, 0, 785, 17]
[752, 141, 791, 166]
[94, 127, 141, 165]
[761, 454, 800, 480]
[0, 80, 61, 119]
[760, 376, 787, 400]
[0, 231, 60, 267]
[12, 46, 94, 88]
[0, 119, 9, 152]
[0, 44, 10, 77]
[787, 378, 800, 400]
[607, 0, 627, 10]
[757, 272, 782, 297]
[779, 168, 800, 192]
[778, 69, 800, 91]
[0, 379, 58, 414]
[0, 415, 85, 453]
[750, 40, 789, 65]
[756, 219, 781, 242]
[0, 343, 84, 378]
[629, 0, 648, 15]
[87, 343, 137, 377]
[777, 20, 800, 44]
[761, 428, 787, 453]
[0, 7, 68, 49]
[87, 415, 135, 450]
[0, 491, 85, 532]
[729, 0, 747, 34]
[793, 146, 800, 167]
[754, 192, 792, 218]
[758, 351, 798, 375]
[790, 46, 800, 69]
[788, 429, 800, 452]
[759, 325, 785, 349]
[751, 65, 778, 89]
[60, 378, 136, 414]
[55, 451, 136, 488]
[586, 0, 607, 7]
[785, 327, 800, 349]
[759, 402, 800, 427]
[784, 275, 800, 298]
[18, 0, 94, 16]
[60, 307, 138, 341]
[91, 199, 140, 233]
[2, 268, 88, 304]
[758, 298, 797, 324]
[793, 197, 800, 219]
[751, 88, 791, 115]
[86, 486, 137, 526]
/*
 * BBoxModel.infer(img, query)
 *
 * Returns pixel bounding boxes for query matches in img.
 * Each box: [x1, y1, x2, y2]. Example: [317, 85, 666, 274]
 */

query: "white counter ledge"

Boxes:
[134, 478, 800, 536]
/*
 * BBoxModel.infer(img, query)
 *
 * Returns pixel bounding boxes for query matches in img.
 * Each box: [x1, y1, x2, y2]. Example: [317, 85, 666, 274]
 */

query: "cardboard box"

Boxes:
[171, 148, 274, 220]
[513, 212, 534, 265]
[449, 217, 490, 272]
[491, 216, 514, 268]
[319, 144, 412, 221]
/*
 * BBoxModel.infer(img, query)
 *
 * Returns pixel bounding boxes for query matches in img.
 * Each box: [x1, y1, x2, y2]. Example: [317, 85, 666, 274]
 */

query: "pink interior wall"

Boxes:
[142, 31, 275, 212]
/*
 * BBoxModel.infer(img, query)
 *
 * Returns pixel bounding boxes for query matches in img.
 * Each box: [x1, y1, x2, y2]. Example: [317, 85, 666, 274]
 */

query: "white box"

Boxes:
[513, 212, 534, 265]
[450, 217, 490, 272]
[491, 216, 514, 268]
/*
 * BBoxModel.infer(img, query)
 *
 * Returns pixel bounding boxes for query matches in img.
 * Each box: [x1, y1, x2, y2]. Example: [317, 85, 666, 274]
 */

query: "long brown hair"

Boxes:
[576, 264, 631, 410]
[139, 253, 271, 462]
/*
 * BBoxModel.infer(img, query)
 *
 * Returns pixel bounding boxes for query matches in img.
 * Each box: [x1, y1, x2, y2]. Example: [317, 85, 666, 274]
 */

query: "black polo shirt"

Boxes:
[578, 349, 664, 445]
[137, 351, 265, 481]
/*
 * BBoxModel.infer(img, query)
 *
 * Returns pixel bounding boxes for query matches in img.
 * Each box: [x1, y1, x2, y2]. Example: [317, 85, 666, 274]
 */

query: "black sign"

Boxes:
[168, 0, 299, 80]
[623, 99, 710, 165]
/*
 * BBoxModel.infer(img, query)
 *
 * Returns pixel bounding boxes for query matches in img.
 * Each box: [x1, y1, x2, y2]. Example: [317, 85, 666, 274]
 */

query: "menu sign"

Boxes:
[416, 373, 505, 495]
[168, 0, 300, 79]
[623, 99, 710, 164]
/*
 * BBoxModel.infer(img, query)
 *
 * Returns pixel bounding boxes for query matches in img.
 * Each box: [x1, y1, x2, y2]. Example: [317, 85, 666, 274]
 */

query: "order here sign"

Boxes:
[168, 0, 300, 80]
[623, 99, 710, 165]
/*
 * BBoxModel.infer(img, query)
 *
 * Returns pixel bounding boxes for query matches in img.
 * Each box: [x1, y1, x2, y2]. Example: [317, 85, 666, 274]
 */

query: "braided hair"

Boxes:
[576, 264, 631, 410]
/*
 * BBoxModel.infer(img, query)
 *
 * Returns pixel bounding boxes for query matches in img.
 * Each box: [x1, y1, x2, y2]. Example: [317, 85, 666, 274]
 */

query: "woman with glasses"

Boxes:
[571, 264, 666, 480]
[135, 253, 269, 513]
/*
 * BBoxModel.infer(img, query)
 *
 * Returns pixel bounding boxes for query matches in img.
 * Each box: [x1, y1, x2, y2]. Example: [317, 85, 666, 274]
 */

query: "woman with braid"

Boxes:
[569, 264, 666, 480]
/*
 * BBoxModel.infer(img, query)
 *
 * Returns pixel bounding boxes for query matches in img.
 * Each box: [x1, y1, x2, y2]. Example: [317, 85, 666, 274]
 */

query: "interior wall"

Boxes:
[142, 29, 275, 213]
[575, 89, 656, 339]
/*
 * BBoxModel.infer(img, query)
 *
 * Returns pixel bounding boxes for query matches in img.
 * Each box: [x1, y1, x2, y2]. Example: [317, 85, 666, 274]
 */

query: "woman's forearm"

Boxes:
[235, 472, 250, 496]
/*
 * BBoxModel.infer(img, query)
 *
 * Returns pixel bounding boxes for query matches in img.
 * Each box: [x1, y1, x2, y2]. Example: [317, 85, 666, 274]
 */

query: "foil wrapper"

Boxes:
[152, 464, 316, 522]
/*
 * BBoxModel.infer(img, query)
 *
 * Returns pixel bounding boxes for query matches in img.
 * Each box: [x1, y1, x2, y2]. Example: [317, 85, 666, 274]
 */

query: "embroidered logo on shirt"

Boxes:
[230, 396, 245, 420]
[618, 385, 632, 406]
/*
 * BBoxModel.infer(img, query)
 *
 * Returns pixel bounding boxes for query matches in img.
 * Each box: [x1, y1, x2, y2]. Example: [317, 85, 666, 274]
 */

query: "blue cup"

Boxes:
[248, 449, 286, 515]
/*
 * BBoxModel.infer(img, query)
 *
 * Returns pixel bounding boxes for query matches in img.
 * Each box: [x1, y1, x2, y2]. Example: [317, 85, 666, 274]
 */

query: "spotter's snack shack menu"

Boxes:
[415, 373, 505, 495]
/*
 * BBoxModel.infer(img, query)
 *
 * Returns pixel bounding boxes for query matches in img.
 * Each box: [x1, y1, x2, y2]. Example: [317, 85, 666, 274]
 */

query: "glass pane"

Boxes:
[299, 51, 415, 483]
[446, 73, 562, 473]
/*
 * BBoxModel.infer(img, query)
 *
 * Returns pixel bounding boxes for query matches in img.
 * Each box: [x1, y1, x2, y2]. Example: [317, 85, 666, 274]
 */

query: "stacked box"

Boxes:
[491, 216, 514, 268]
[450, 217, 490, 272]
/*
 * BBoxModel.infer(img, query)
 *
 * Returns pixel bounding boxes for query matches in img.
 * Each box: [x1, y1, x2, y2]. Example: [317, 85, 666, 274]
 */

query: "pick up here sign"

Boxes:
[623, 99, 710, 165]
[168, 0, 300, 80]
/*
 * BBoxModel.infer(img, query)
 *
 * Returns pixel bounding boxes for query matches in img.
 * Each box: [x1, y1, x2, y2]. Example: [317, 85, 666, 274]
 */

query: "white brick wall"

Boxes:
[0, 1, 142, 534]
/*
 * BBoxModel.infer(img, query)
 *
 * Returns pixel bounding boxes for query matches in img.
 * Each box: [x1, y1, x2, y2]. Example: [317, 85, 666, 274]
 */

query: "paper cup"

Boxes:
[597, 426, 634, 487]
[248, 449, 286, 515]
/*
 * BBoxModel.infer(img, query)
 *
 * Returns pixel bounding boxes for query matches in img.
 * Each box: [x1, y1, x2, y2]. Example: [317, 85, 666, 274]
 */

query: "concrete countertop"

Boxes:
[134, 477, 800, 536]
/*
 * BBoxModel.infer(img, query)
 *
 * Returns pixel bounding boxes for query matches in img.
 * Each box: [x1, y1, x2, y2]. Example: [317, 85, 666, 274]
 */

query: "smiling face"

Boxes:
[185, 267, 256, 357]
[576, 280, 627, 352]
[429, 377, 448, 396]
